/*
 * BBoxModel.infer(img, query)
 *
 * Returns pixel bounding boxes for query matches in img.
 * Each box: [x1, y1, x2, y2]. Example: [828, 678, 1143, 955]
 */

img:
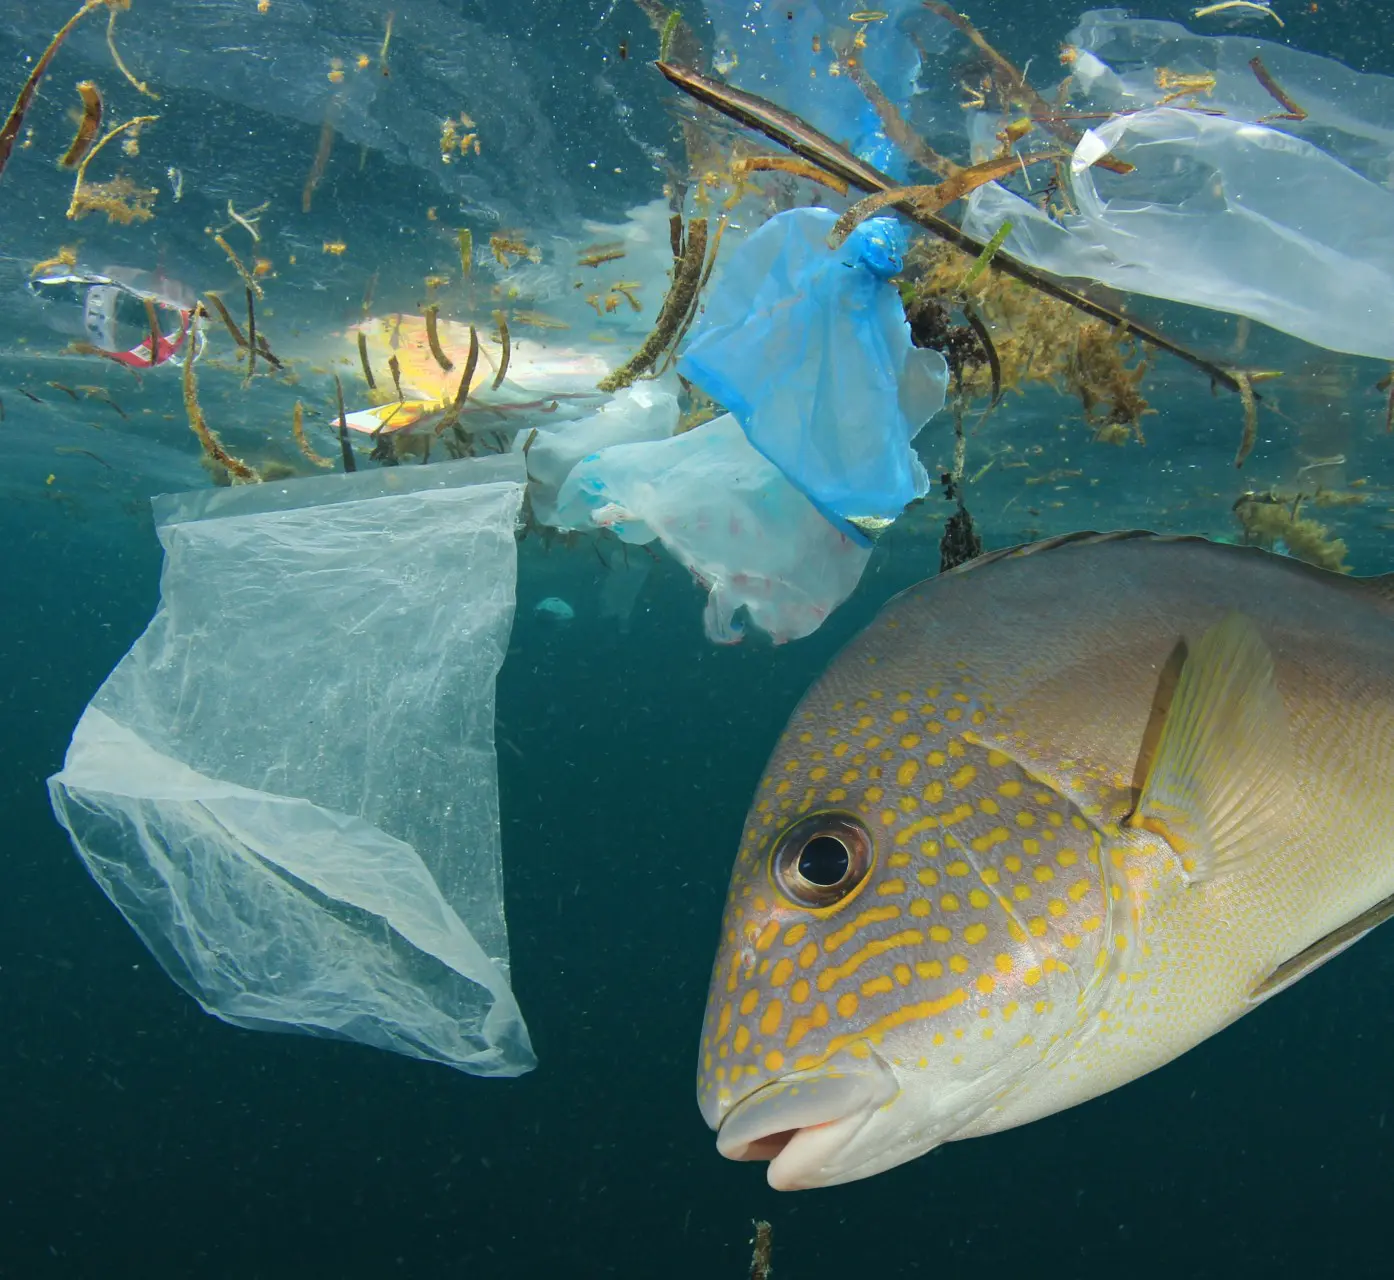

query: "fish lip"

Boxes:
[714, 1048, 900, 1190]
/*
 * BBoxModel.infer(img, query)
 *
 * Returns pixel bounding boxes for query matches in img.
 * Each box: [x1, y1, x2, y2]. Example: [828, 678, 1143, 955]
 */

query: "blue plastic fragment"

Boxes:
[678, 206, 949, 528]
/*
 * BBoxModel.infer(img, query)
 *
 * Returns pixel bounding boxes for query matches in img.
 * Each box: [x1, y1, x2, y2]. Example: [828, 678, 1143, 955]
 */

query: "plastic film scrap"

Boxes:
[555, 414, 871, 646]
[48, 455, 535, 1076]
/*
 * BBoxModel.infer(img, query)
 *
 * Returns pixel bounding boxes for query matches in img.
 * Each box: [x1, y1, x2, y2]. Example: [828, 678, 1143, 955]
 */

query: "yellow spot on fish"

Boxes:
[1017, 812, 1036, 828]
[900, 733, 921, 749]
[791, 978, 810, 1003]
[918, 868, 940, 887]
[765, 1050, 784, 1071]
[862, 975, 894, 996]
[940, 893, 960, 911]
[929, 925, 951, 943]
[917, 960, 943, 979]
[897, 760, 920, 786]
[951, 764, 977, 789]
[964, 922, 988, 944]
[969, 889, 991, 910]
[949, 954, 969, 974]
[998, 779, 1022, 798]
[946, 860, 969, 877]
[910, 898, 931, 916]
[976, 973, 996, 994]
[771, 957, 793, 987]
[837, 992, 859, 1017]
[877, 878, 906, 896]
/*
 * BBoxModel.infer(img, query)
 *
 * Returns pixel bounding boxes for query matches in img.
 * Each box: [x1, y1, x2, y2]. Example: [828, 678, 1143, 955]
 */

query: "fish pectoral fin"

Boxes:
[1252, 891, 1394, 1003]
[1129, 611, 1289, 884]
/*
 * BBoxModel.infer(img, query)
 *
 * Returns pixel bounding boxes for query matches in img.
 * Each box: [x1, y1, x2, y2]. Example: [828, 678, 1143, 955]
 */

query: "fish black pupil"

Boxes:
[798, 835, 850, 887]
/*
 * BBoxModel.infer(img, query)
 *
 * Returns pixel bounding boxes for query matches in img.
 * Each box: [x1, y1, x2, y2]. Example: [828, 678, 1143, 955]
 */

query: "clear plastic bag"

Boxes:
[963, 106, 1394, 360]
[47, 455, 535, 1076]
[1068, 9, 1394, 187]
[678, 207, 949, 527]
[555, 413, 870, 644]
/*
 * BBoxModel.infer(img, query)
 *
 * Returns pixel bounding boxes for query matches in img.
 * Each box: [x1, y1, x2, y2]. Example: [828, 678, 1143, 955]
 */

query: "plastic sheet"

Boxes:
[963, 107, 1394, 361]
[47, 455, 535, 1076]
[554, 414, 871, 645]
[678, 207, 950, 528]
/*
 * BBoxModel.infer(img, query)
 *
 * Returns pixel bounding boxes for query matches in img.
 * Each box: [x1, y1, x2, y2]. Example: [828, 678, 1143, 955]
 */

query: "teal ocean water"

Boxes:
[4, 0, 1394, 1274]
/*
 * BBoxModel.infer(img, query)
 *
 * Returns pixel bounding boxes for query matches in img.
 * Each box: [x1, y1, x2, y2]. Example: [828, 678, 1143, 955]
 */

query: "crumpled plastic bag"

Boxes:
[526, 381, 680, 526]
[962, 106, 1394, 361]
[678, 207, 949, 528]
[554, 413, 870, 644]
[47, 455, 535, 1077]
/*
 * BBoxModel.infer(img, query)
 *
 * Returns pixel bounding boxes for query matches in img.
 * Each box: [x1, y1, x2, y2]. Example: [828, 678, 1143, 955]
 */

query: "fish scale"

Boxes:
[699, 533, 1394, 1188]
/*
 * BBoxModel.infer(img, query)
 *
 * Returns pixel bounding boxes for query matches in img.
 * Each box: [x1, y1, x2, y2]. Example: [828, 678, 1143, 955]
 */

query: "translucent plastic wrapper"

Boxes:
[527, 382, 680, 527]
[963, 107, 1394, 360]
[679, 208, 950, 528]
[555, 414, 870, 644]
[1067, 9, 1394, 187]
[47, 456, 535, 1077]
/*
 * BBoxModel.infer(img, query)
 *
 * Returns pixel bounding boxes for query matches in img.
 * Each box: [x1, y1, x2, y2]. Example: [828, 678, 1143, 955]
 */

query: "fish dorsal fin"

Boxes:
[1130, 612, 1290, 884]
[1252, 891, 1394, 1003]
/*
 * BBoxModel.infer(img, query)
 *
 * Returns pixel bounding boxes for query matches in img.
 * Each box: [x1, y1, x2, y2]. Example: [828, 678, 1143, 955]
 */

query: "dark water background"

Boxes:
[6, 0, 1394, 1275]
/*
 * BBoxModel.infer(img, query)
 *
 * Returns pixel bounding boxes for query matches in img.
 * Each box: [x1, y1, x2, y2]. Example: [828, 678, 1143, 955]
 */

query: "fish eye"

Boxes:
[771, 813, 873, 908]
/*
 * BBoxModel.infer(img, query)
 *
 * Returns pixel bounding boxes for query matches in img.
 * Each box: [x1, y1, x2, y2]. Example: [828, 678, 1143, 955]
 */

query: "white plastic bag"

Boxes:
[555, 414, 871, 644]
[48, 455, 535, 1076]
[525, 381, 680, 527]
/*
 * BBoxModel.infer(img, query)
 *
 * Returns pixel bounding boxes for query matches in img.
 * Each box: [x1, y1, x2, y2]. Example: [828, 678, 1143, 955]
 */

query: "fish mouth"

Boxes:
[715, 1049, 900, 1190]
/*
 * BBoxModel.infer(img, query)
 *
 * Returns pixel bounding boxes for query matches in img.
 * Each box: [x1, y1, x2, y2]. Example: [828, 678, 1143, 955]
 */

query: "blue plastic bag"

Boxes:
[678, 207, 949, 529]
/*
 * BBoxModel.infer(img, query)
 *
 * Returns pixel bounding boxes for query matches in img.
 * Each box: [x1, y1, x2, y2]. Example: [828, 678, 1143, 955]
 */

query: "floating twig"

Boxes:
[1234, 371, 1258, 467]
[244, 286, 257, 384]
[491, 310, 510, 389]
[58, 81, 103, 169]
[436, 325, 480, 435]
[293, 400, 334, 468]
[424, 304, 453, 371]
[333, 374, 356, 472]
[183, 315, 258, 482]
[357, 331, 376, 389]
[841, 39, 958, 177]
[829, 156, 1049, 249]
[212, 232, 264, 298]
[141, 297, 160, 367]
[732, 153, 848, 195]
[656, 63, 1248, 397]
[599, 216, 708, 392]
[106, 4, 158, 97]
[961, 300, 1002, 407]
[388, 354, 404, 402]
[458, 227, 472, 277]
[1249, 56, 1307, 121]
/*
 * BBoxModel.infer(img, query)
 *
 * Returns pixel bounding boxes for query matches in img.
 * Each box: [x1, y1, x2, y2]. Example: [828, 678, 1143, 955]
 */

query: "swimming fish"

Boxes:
[698, 531, 1394, 1189]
